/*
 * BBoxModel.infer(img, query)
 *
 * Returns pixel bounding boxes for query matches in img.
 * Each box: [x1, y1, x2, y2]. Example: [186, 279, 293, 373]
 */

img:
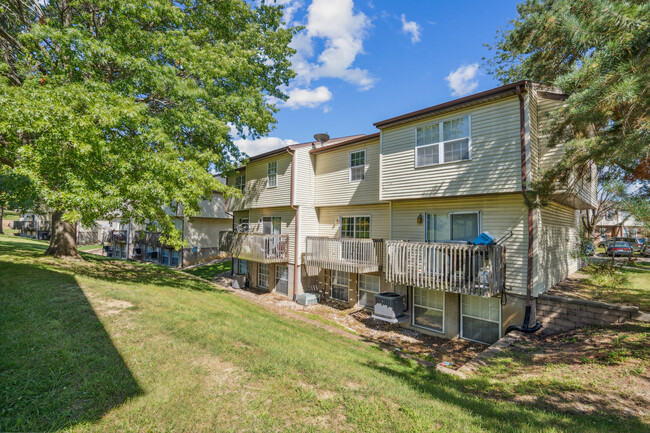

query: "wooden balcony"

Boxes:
[220, 232, 289, 263]
[384, 241, 506, 297]
[109, 230, 128, 243]
[13, 221, 35, 230]
[304, 236, 383, 274]
[135, 231, 171, 247]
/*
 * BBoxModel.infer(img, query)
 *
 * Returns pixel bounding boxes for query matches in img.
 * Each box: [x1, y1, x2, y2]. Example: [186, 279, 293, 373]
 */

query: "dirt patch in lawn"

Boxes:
[223, 284, 485, 368]
[470, 322, 650, 419]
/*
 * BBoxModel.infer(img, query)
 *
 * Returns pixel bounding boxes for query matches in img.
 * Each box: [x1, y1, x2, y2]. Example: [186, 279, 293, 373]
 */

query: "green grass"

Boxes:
[182, 260, 231, 280]
[2, 210, 19, 221]
[78, 244, 102, 252]
[580, 263, 650, 311]
[1, 234, 648, 432]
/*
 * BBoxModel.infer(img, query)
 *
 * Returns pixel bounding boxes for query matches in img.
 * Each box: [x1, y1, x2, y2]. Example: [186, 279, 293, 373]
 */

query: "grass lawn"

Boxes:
[78, 243, 103, 252]
[574, 262, 650, 311]
[3, 210, 19, 221]
[182, 260, 231, 280]
[1, 235, 648, 432]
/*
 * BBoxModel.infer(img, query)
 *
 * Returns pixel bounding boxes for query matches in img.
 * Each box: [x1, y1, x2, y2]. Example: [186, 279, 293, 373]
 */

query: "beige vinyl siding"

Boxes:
[180, 193, 230, 219]
[249, 207, 297, 264]
[226, 173, 247, 212]
[184, 217, 233, 249]
[317, 204, 390, 239]
[528, 87, 540, 179]
[381, 96, 522, 201]
[294, 147, 318, 264]
[538, 96, 565, 171]
[537, 94, 597, 208]
[534, 201, 580, 296]
[391, 194, 529, 295]
[314, 139, 381, 206]
[246, 154, 292, 208]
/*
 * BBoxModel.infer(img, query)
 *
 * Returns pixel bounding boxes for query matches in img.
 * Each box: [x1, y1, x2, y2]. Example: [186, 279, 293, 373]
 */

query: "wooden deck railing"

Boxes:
[384, 241, 506, 297]
[13, 221, 35, 230]
[305, 236, 383, 273]
[219, 232, 289, 263]
[110, 230, 128, 243]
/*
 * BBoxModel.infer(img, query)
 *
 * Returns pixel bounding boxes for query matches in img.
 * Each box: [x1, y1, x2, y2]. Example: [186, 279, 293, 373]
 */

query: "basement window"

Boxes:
[358, 274, 380, 308]
[258, 263, 270, 289]
[461, 295, 501, 344]
[331, 270, 349, 302]
[412, 287, 444, 333]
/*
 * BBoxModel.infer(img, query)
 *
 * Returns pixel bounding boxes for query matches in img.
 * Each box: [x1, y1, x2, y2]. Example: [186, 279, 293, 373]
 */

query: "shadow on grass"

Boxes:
[365, 360, 650, 433]
[0, 261, 143, 432]
[0, 236, 227, 293]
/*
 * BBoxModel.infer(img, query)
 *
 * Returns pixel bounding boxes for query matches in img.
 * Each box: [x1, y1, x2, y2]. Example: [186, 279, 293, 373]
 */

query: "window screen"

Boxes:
[358, 274, 380, 308]
[258, 263, 270, 289]
[267, 161, 277, 188]
[350, 150, 365, 181]
[413, 287, 444, 332]
[461, 295, 500, 344]
[331, 270, 349, 302]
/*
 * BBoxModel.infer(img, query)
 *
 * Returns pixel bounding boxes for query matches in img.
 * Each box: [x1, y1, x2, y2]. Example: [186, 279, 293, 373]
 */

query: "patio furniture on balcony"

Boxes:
[384, 241, 506, 297]
[304, 236, 383, 274]
[220, 232, 289, 263]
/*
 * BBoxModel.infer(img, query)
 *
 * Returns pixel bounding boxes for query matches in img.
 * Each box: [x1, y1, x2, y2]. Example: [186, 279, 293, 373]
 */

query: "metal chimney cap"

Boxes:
[313, 133, 330, 144]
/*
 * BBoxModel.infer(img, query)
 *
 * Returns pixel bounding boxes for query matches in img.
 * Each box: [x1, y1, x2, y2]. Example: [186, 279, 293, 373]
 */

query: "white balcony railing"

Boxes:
[305, 236, 383, 274]
[384, 241, 506, 297]
[220, 232, 289, 263]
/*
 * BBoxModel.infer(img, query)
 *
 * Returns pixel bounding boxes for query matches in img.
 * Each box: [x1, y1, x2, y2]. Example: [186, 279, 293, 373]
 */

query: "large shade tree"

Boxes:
[485, 0, 649, 205]
[0, 0, 296, 258]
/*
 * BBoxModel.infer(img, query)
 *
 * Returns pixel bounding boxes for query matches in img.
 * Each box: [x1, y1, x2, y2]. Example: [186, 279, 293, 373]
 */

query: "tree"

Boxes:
[581, 183, 618, 240]
[0, 0, 296, 258]
[485, 0, 649, 204]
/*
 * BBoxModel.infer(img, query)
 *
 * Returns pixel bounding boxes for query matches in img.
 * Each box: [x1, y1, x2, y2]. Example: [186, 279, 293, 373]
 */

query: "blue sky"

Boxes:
[236, 0, 522, 155]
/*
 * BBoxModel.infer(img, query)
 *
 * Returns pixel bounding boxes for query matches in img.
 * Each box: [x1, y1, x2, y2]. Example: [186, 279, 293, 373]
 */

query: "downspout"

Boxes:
[506, 84, 542, 334]
[287, 146, 299, 301]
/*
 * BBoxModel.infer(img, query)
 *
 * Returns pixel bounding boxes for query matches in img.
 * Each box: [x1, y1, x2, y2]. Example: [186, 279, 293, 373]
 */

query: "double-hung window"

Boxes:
[258, 263, 270, 289]
[349, 150, 366, 182]
[331, 270, 349, 302]
[235, 174, 246, 194]
[358, 274, 380, 308]
[275, 265, 288, 296]
[413, 288, 444, 333]
[340, 216, 370, 239]
[461, 295, 500, 344]
[267, 161, 277, 188]
[415, 115, 470, 167]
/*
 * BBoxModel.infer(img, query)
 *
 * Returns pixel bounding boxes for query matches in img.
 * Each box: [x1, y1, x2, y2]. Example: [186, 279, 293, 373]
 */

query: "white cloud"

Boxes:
[234, 137, 299, 157]
[400, 14, 421, 44]
[289, 0, 375, 91]
[445, 63, 480, 97]
[284, 86, 333, 109]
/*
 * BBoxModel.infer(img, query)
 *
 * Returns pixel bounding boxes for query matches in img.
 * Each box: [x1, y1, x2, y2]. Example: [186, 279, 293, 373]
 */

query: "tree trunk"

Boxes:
[0, 207, 4, 234]
[45, 211, 82, 259]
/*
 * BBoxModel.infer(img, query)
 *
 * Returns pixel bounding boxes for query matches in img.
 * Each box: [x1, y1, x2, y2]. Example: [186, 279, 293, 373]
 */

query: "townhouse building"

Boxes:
[104, 189, 232, 267]
[224, 81, 596, 344]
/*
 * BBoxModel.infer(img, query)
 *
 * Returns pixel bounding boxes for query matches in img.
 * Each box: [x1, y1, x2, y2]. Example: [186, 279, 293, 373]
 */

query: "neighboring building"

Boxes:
[104, 188, 232, 268]
[223, 81, 597, 345]
[14, 211, 51, 240]
[595, 210, 646, 245]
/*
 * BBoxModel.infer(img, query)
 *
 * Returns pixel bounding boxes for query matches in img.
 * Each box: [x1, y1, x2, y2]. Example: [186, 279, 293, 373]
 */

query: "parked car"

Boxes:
[641, 243, 650, 257]
[581, 241, 595, 256]
[598, 236, 643, 252]
[606, 241, 634, 257]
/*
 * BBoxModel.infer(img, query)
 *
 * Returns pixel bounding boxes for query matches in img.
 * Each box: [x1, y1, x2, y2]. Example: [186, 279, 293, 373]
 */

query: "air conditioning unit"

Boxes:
[372, 292, 407, 324]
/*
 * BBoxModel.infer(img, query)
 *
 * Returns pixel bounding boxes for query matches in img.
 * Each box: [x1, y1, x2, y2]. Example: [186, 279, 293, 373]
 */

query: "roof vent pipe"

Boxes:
[313, 133, 329, 148]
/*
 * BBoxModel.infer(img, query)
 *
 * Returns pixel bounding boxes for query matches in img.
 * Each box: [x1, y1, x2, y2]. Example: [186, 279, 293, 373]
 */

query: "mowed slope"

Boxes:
[0, 235, 647, 432]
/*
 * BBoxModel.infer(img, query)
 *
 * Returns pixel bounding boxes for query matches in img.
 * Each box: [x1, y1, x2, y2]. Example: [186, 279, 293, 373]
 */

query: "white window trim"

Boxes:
[411, 288, 445, 335]
[339, 215, 372, 239]
[349, 149, 366, 183]
[424, 211, 481, 242]
[267, 161, 277, 189]
[357, 274, 381, 308]
[414, 115, 472, 168]
[235, 174, 246, 193]
[258, 263, 270, 289]
[460, 295, 502, 344]
[275, 265, 289, 296]
[261, 216, 282, 234]
[331, 270, 350, 302]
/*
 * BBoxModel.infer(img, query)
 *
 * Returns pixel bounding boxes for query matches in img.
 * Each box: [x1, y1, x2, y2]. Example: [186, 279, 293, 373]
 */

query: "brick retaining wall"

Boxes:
[536, 294, 639, 335]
